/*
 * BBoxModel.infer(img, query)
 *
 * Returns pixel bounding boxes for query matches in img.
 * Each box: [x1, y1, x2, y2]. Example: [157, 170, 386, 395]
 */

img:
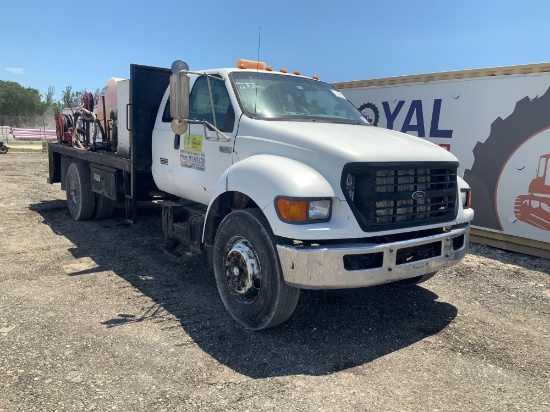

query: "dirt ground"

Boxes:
[1, 153, 549, 412]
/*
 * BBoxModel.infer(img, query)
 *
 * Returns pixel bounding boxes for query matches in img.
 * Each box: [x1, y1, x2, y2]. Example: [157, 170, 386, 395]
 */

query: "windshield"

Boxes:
[230, 72, 370, 125]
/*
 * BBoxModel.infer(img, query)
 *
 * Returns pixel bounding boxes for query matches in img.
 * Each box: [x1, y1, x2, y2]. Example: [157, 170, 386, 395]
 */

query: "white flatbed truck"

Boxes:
[47, 59, 474, 329]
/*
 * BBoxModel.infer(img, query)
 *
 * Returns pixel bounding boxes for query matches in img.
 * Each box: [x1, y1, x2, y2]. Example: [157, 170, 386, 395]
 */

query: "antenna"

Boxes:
[257, 27, 262, 63]
[254, 27, 262, 115]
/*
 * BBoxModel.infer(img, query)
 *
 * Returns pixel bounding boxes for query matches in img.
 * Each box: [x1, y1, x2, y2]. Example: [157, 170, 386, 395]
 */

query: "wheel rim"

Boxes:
[224, 237, 262, 303]
[68, 174, 79, 210]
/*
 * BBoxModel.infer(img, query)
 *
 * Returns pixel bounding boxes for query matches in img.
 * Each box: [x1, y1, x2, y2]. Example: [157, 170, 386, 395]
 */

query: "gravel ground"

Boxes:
[1, 153, 549, 411]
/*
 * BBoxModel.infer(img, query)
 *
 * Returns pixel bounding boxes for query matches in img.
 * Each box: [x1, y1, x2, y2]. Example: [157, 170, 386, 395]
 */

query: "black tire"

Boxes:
[0, 146, 7, 154]
[396, 271, 438, 286]
[93, 194, 114, 219]
[213, 209, 300, 330]
[66, 162, 95, 221]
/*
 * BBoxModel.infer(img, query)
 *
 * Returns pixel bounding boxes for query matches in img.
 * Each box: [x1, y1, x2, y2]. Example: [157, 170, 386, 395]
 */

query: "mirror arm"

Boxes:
[184, 119, 230, 141]
[205, 76, 219, 133]
[179, 70, 226, 81]
[170, 68, 229, 140]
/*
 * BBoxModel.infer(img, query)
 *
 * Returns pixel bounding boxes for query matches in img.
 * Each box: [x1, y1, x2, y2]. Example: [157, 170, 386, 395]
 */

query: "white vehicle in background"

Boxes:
[47, 59, 474, 330]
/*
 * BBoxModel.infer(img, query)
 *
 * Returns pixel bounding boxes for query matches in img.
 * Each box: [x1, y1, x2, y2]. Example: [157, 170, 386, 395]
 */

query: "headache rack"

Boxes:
[342, 162, 459, 232]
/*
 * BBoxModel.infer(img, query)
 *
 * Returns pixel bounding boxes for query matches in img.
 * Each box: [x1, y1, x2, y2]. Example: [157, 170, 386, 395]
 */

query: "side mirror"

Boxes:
[169, 71, 190, 134]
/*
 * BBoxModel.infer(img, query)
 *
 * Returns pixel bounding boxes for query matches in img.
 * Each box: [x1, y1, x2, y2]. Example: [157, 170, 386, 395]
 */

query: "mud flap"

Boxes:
[90, 165, 117, 201]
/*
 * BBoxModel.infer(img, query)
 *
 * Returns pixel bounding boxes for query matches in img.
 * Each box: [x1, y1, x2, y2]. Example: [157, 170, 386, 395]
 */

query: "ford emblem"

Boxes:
[412, 191, 427, 200]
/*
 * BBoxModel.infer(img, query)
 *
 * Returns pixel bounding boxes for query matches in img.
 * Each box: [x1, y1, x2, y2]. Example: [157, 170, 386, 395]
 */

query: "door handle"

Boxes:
[174, 134, 180, 150]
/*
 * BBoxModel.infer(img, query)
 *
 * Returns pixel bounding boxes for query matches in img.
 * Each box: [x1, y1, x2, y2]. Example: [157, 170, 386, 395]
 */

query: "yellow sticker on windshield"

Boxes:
[183, 133, 203, 152]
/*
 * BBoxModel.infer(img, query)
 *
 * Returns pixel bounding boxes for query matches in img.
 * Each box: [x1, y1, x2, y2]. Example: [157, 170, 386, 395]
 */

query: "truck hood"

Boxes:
[235, 117, 458, 164]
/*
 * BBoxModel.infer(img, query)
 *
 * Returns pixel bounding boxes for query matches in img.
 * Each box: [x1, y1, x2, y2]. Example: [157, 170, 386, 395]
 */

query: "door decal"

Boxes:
[180, 133, 205, 171]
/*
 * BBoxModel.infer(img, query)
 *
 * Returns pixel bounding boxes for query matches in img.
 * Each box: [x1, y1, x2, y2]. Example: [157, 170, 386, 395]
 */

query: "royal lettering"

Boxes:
[382, 99, 453, 139]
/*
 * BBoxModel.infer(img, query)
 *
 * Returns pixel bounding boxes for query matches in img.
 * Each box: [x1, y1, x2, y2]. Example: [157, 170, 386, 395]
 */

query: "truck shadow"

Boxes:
[31, 200, 457, 378]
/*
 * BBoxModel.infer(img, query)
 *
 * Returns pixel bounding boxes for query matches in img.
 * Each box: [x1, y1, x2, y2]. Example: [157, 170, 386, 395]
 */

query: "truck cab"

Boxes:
[157, 60, 473, 329]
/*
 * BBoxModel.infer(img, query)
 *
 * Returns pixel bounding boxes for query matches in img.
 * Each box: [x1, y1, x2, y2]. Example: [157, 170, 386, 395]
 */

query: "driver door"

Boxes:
[171, 74, 236, 205]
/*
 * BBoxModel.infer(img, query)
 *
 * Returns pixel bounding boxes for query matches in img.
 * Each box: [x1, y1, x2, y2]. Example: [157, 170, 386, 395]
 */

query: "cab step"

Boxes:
[160, 201, 206, 262]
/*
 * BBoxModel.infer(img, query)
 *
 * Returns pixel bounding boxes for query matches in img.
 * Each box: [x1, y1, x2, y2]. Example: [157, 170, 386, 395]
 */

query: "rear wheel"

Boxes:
[66, 162, 95, 221]
[213, 209, 300, 330]
[93, 194, 114, 219]
[0, 146, 7, 154]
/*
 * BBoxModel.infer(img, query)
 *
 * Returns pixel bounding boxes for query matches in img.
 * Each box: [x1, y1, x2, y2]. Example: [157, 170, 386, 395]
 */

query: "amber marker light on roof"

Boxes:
[235, 59, 267, 70]
[312, 75, 319, 80]
[265, 66, 272, 71]
[280, 68, 287, 73]
[293, 70, 301, 75]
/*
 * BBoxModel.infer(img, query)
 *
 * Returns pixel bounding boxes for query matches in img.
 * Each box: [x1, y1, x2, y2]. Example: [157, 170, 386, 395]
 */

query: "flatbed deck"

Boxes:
[47, 143, 131, 184]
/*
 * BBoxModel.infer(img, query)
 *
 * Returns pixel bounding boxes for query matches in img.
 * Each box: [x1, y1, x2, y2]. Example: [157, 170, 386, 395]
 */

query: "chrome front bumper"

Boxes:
[277, 224, 470, 289]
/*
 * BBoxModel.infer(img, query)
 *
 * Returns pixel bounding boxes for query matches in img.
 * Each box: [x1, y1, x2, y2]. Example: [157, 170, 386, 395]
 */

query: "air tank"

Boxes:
[97, 78, 127, 155]
[97, 78, 123, 124]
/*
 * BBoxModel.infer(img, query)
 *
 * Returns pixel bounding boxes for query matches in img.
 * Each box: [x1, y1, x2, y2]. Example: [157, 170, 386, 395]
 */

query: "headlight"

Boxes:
[276, 197, 332, 223]
[308, 199, 331, 220]
[460, 188, 472, 208]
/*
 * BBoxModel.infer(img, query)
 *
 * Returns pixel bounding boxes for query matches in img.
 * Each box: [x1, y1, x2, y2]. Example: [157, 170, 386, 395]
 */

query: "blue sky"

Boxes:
[1, 0, 549, 101]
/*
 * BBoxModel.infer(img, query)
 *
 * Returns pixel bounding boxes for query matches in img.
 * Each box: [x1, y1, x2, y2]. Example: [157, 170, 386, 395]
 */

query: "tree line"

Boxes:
[0, 80, 97, 119]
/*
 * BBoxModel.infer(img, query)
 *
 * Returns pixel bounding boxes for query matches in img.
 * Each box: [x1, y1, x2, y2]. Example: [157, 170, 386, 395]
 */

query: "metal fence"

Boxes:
[0, 111, 56, 131]
[0, 126, 10, 141]
[0, 112, 56, 141]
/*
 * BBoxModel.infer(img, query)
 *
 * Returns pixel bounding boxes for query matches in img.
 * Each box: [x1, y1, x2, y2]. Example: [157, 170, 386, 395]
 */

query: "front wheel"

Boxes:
[0, 146, 8, 154]
[213, 209, 300, 330]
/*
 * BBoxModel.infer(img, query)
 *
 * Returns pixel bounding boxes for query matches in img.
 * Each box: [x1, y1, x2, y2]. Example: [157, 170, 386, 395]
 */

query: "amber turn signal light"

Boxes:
[276, 199, 308, 222]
